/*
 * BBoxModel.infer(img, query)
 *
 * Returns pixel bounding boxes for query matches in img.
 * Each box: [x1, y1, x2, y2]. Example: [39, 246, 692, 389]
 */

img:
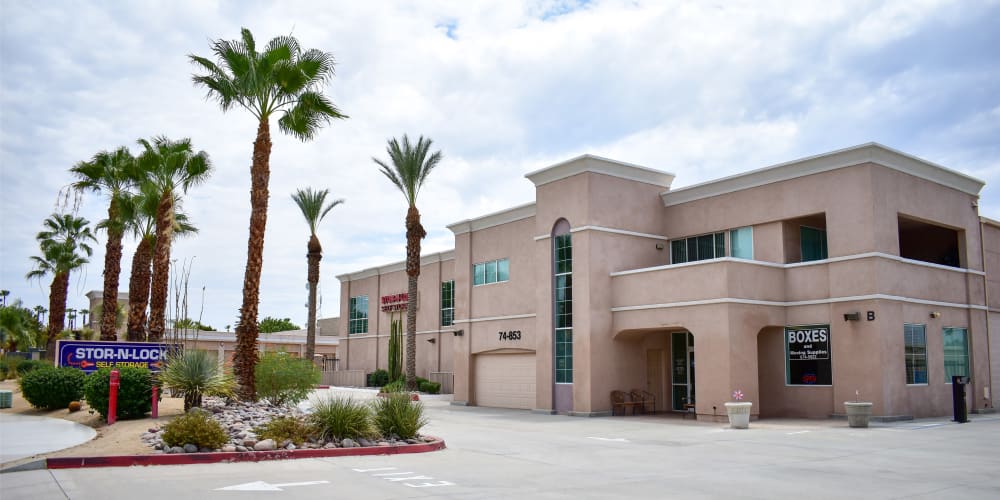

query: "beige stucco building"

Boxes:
[337, 143, 998, 421]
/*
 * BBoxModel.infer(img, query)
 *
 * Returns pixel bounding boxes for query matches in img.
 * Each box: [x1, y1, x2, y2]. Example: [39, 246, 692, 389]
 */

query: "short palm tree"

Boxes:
[373, 135, 443, 390]
[135, 136, 212, 342]
[190, 28, 347, 398]
[26, 213, 96, 358]
[121, 182, 197, 341]
[291, 187, 344, 361]
[70, 146, 138, 341]
[0, 299, 36, 351]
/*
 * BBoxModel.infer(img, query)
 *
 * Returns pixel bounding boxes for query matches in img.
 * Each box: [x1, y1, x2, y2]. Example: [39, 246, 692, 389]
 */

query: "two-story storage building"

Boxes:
[338, 143, 999, 420]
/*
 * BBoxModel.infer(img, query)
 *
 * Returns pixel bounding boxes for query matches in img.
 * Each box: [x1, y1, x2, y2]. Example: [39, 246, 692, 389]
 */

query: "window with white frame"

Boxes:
[348, 295, 368, 334]
[473, 258, 509, 286]
[904, 324, 927, 384]
[440, 280, 454, 327]
[671, 232, 725, 264]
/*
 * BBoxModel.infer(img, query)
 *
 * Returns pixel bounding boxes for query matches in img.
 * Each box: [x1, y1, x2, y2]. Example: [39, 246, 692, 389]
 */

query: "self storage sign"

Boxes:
[786, 325, 829, 361]
[57, 340, 179, 373]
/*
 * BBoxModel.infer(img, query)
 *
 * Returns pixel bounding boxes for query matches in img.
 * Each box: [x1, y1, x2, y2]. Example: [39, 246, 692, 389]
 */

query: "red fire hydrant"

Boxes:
[152, 385, 159, 419]
[108, 369, 120, 425]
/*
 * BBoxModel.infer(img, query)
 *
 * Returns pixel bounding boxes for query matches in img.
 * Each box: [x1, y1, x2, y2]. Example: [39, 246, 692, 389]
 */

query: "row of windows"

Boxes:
[671, 225, 828, 264]
[905, 324, 969, 384]
[473, 258, 510, 286]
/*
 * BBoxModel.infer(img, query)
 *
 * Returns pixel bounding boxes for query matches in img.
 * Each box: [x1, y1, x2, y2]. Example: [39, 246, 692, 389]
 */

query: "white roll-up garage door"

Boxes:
[474, 353, 536, 409]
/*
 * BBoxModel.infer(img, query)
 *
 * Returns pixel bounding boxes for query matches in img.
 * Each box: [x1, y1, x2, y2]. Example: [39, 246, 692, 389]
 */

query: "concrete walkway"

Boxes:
[0, 413, 96, 463]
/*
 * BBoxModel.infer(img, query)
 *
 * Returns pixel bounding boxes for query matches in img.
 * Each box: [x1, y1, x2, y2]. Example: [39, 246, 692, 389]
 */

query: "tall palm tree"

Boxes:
[121, 182, 197, 342]
[190, 28, 347, 398]
[135, 136, 212, 342]
[26, 213, 96, 358]
[71, 146, 137, 341]
[373, 135, 443, 390]
[32, 305, 46, 323]
[291, 187, 344, 361]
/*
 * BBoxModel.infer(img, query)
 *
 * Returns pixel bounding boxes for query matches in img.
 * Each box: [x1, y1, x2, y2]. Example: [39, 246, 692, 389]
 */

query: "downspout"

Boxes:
[980, 217, 993, 409]
[376, 272, 381, 371]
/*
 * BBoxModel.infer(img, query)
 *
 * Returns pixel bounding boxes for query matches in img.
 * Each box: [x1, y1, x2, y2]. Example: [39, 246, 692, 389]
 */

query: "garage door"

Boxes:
[474, 353, 536, 409]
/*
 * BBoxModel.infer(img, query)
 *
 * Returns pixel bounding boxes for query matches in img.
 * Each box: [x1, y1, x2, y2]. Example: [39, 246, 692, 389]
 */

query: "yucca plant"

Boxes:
[160, 350, 235, 411]
[308, 396, 373, 441]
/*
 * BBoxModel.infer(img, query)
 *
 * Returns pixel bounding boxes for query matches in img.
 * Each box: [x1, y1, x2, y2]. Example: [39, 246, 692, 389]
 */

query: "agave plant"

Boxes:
[159, 350, 235, 411]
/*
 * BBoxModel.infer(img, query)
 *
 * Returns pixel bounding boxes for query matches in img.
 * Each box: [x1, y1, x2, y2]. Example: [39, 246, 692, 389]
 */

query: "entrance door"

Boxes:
[646, 349, 664, 413]
[671, 332, 695, 411]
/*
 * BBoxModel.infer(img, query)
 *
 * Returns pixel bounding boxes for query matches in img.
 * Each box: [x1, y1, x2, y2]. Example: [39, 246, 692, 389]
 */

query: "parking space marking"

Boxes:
[353, 466, 455, 488]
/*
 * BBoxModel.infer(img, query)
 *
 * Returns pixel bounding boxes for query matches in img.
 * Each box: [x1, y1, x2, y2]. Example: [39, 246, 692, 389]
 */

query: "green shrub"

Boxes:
[255, 416, 316, 446]
[19, 367, 86, 410]
[372, 393, 427, 440]
[15, 359, 50, 376]
[381, 379, 405, 393]
[161, 410, 228, 449]
[83, 366, 153, 420]
[309, 396, 373, 441]
[160, 350, 235, 411]
[367, 369, 390, 387]
[418, 380, 441, 394]
[254, 352, 320, 406]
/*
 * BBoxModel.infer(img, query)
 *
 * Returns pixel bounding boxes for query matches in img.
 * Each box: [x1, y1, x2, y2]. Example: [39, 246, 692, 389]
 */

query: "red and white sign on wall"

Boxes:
[381, 293, 408, 312]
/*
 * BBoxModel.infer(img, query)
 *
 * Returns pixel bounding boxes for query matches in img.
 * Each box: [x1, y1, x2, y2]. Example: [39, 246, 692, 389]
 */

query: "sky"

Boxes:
[1, 0, 998, 331]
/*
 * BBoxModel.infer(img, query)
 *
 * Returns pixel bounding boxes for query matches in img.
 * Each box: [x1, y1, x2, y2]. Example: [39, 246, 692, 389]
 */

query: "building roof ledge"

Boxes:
[447, 202, 536, 235]
[660, 142, 985, 207]
[524, 154, 675, 188]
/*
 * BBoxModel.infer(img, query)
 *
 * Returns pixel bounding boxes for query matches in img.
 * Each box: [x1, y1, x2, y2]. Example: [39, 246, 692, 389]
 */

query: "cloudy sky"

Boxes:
[1, 0, 998, 331]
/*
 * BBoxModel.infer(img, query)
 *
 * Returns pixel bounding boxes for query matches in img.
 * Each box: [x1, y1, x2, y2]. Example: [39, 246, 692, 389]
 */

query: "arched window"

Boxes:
[552, 219, 572, 384]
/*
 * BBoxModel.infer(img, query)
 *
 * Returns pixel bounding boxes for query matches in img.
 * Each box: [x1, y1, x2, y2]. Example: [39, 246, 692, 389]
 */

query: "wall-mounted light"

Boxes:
[453, 329, 464, 337]
[843, 312, 861, 321]
[426, 338, 436, 344]
[930, 312, 941, 319]
[655, 243, 665, 250]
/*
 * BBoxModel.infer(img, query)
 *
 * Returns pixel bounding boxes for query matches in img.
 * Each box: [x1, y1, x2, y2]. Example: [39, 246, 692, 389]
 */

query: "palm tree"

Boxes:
[26, 213, 96, 358]
[135, 136, 212, 342]
[190, 28, 347, 398]
[70, 146, 137, 341]
[0, 299, 37, 351]
[291, 187, 343, 361]
[373, 135, 443, 390]
[32, 305, 46, 323]
[121, 182, 197, 342]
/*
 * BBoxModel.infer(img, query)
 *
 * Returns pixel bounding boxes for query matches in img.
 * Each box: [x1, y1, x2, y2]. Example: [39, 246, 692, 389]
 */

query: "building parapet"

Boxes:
[660, 142, 985, 207]
[336, 249, 455, 282]
[524, 153, 675, 188]
[447, 202, 536, 235]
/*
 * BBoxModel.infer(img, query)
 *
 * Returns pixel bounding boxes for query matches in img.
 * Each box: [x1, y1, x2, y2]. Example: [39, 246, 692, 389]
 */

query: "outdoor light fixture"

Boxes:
[843, 312, 861, 321]
[427, 338, 436, 344]
[655, 243, 665, 250]
[930, 312, 941, 319]
[453, 329, 464, 337]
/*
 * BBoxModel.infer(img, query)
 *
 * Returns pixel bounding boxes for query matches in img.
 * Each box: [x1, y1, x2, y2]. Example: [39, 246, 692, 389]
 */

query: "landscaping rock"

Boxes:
[254, 439, 276, 451]
[323, 442, 337, 449]
[235, 445, 248, 452]
[183, 444, 198, 453]
[222, 444, 236, 452]
[286, 443, 296, 450]
[405, 439, 419, 445]
[358, 438, 373, 447]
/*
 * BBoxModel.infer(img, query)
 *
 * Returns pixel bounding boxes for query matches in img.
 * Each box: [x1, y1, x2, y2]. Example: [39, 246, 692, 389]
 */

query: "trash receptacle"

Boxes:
[952, 375, 970, 423]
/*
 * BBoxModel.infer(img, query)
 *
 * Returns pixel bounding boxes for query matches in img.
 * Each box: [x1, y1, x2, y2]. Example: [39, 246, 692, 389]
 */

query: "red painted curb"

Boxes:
[45, 437, 445, 469]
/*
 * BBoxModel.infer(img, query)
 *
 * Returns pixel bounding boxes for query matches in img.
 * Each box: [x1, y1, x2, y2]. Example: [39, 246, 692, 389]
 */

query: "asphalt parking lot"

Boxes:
[3, 389, 999, 499]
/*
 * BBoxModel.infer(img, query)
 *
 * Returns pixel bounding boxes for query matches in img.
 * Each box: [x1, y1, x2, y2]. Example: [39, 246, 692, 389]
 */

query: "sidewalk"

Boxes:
[0, 412, 96, 463]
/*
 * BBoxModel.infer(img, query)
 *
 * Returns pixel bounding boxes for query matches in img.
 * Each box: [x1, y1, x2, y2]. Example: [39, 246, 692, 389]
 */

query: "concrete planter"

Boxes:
[724, 402, 752, 429]
[844, 402, 873, 428]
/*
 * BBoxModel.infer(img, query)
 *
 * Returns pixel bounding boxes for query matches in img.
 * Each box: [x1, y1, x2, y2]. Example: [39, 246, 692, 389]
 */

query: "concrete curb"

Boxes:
[41, 437, 445, 470]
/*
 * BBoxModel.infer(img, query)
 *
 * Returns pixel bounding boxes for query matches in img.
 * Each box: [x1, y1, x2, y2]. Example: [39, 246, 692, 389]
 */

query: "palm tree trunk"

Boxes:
[305, 234, 322, 361]
[404, 206, 425, 391]
[234, 119, 272, 400]
[147, 193, 175, 342]
[46, 272, 69, 360]
[100, 200, 123, 341]
[126, 236, 153, 341]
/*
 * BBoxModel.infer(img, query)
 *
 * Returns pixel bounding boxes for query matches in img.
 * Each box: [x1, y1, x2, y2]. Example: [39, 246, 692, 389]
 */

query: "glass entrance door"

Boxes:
[671, 332, 695, 411]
